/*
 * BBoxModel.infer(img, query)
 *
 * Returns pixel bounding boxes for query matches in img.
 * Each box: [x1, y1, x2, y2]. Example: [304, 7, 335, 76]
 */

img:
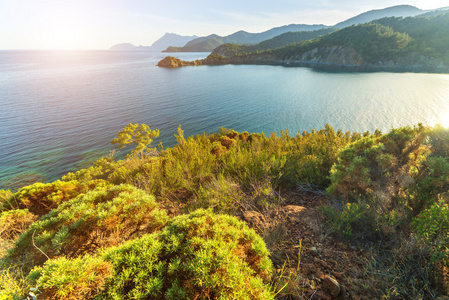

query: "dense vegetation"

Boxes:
[211, 12, 449, 66]
[2, 122, 449, 299]
[213, 28, 336, 57]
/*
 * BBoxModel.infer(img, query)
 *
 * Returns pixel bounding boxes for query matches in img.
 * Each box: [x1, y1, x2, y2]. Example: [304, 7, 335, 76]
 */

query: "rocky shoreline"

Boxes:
[157, 47, 449, 73]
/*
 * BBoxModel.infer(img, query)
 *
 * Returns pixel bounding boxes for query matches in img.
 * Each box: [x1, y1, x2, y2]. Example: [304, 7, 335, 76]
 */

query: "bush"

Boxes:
[0, 266, 28, 300]
[6, 184, 167, 267]
[2, 180, 105, 217]
[29, 255, 113, 300]
[413, 198, 449, 262]
[192, 174, 245, 213]
[0, 209, 36, 241]
[33, 210, 274, 300]
[328, 125, 427, 211]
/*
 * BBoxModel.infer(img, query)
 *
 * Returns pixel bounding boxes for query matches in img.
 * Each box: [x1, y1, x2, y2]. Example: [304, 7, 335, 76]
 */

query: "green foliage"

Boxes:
[0, 266, 28, 300]
[213, 28, 337, 57]
[111, 123, 159, 158]
[193, 174, 244, 213]
[33, 210, 274, 300]
[221, 13, 449, 66]
[2, 180, 103, 217]
[328, 125, 427, 208]
[321, 201, 372, 238]
[62, 157, 117, 182]
[29, 255, 113, 300]
[0, 190, 13, 207]
[6, 184, 167, 267]
[159, 126, 217, 198]
[0, 209, 36, 241]
[412, 199, 449, 262]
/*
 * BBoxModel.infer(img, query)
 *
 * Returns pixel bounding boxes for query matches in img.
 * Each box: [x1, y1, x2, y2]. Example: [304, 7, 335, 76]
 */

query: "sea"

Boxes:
[1, 49, 449, 191]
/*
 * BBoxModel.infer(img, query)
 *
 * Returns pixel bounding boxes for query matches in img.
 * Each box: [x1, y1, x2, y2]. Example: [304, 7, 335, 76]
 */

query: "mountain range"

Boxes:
[162, 5, 435, 52]
[163, 24, 327, 52]
[109, 33, 197, 50]
[112, 5, 449, 53]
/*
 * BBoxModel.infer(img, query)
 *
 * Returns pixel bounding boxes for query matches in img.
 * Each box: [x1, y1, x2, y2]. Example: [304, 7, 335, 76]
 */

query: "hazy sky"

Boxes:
[1, 0, 448, 49]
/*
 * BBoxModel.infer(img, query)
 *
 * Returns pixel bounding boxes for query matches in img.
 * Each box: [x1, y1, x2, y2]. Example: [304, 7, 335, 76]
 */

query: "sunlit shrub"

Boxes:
[6, 184, 167, 267]
[192, 174, 245, 213]
[0, 266, 28, 300]
[160, 126, 216, 198]
[62, 157, 117, 182]
[0, 209, 37, 241]
[413, 198, 449, 262]
[328, 125, 427, 209]
[2, 180, 105, 217]
[29, 255, 113, 300]
[32, 210, 274, 300]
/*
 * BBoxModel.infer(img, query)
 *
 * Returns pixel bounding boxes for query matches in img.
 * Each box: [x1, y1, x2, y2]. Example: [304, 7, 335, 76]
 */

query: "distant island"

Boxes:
[158, 12, 449, 73]
[109, 33, 197, 50]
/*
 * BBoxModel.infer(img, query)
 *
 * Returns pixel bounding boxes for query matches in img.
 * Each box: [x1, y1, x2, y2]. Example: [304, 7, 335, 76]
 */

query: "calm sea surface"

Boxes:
[1, 50, 449, 190]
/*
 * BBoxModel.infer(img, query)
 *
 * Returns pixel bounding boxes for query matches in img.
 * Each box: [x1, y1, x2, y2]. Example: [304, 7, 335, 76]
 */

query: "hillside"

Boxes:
[334, 5, 423, 28]
[212, 28, 337, 57]
[2, 123, 449, 299]
[162, 24, 327, 52]
[159, 13, 449, 73]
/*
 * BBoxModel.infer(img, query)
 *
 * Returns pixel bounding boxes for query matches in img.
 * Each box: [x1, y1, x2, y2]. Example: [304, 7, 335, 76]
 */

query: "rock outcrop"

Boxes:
[157, 54, 230, 68]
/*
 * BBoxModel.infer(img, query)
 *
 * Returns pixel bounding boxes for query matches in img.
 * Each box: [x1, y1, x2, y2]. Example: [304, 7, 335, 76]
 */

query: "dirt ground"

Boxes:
[237, 187, 379, 300]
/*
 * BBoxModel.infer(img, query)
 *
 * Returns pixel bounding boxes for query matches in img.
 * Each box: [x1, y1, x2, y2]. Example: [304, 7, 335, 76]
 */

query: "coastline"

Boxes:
[157, 53, 449, 74]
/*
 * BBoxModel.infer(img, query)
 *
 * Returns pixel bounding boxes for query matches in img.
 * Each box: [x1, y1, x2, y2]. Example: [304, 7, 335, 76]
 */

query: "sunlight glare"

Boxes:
[51, 25, 82, 50]
[441, 111, 449, 128]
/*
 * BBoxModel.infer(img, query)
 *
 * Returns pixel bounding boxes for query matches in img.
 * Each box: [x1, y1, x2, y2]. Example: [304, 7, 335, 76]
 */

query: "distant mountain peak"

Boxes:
[334, 5, 423, 28]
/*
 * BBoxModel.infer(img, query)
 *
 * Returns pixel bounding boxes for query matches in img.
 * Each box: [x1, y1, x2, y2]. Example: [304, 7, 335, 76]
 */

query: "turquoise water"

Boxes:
[1, 50, 449, 190]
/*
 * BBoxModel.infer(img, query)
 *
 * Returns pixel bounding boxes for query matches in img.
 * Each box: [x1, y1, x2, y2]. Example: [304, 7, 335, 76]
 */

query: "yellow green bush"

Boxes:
[31, 210, 273, 300]
[6, 184, 167, 267]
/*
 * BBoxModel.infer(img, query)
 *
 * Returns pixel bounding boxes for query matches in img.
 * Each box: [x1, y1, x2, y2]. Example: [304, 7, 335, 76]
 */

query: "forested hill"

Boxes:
[162, 24, 327, 52]
[163, 12, 449, 73]
[213, 28, 337, 57]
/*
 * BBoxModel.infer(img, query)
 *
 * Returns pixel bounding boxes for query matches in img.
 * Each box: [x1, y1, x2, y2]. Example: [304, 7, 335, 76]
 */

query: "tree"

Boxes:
[111, 123, 159, 158]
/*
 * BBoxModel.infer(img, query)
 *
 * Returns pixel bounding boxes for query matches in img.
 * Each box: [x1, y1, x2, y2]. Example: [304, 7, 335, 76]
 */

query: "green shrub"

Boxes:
[0, 266, 28, 300]
[192, 174, 244, 213]
[284, 124, 356, 187]
[2, 180, 105, 217]
[0, 209, 36, 241]
[159, 127, 217, 198]
[328, 125, 427, 209]
[320, 201, 372, 238]
[29, 255, 113, 300]
[6, 184, 167, 267]
[413, 198, 449, 262]
[33, 210, 274, 300]
[62, 157, 117, 182]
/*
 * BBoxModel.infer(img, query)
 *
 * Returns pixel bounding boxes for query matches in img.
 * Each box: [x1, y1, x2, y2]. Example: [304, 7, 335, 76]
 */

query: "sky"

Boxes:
[1, 0, 448, 50]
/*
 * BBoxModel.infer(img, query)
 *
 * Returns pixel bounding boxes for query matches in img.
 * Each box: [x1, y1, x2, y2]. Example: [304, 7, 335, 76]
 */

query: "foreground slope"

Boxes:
[3, 123, 449, 299]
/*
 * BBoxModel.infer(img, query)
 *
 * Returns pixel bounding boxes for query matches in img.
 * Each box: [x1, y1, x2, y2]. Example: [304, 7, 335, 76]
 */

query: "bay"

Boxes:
[1, 49, 449, 190]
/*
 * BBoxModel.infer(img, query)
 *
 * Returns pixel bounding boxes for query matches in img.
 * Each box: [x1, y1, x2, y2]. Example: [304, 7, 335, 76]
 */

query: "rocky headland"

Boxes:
[157, 47, 449, 73]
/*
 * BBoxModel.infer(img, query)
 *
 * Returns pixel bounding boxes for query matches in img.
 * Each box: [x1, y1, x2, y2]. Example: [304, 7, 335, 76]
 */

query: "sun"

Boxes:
[50, 25, 82, 50]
